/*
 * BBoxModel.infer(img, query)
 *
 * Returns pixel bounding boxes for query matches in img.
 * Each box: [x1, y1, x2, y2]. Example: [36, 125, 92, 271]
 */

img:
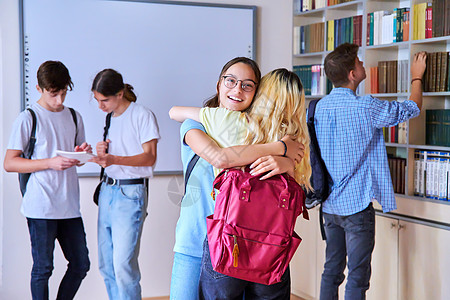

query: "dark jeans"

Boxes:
[320, 203, 375, 300]
[199, 239, 290, 300]
[27, 217, 90, 300]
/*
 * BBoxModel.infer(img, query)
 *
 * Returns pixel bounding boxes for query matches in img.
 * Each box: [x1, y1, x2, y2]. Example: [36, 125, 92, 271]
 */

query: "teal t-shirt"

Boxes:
[173, 119, 215, 257]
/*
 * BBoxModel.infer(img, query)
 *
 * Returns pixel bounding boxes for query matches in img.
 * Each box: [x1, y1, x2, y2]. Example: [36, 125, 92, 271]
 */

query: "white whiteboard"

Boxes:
[20, 0, 255, 175]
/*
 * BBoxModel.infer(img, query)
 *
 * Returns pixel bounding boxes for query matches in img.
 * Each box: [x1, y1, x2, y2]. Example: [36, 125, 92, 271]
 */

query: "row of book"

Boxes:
[366, 8, 410, 46]
[294, 0, 353, 13]
[413, 1, 450, 40]
[326, 15, 363, 51]
[414, 150, 450, 201]
[294, 0, 326, 13]
[294, 22, 325, 54]
[426, 110, 450, 147]
[293, 64, 333, 96]
[383, 122, 407, 144]
[423, 52, 449, 93]
[388, 156, 406, 194]
[369, 60, 408, 94]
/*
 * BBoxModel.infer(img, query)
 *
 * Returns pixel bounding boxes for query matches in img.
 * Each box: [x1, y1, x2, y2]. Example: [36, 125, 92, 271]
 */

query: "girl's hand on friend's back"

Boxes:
[249, 155, 295, 180]
[280, 135, 304, 163]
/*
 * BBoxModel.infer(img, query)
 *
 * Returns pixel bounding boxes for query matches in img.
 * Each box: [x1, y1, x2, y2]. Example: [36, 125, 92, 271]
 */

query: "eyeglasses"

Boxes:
[222, 75, 257, 92]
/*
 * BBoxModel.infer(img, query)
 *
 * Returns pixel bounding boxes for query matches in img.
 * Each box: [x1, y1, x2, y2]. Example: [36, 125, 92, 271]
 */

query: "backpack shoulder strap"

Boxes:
[307, 99, 320, 122]
[184, 154, 200, 195]
[99, 113, 113, 180]
[25, 108, 37, 159]
[68, 107, 78, 147]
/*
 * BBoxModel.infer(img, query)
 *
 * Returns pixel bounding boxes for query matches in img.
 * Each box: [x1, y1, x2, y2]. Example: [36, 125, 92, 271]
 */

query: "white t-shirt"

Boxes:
[104, 102, 160, 179]
[7, 103, 86, 219]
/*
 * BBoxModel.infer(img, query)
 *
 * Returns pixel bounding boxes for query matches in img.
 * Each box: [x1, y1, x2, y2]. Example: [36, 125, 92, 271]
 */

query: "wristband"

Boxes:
[278, 140, 287, 157]
[411, 78, 422, 84]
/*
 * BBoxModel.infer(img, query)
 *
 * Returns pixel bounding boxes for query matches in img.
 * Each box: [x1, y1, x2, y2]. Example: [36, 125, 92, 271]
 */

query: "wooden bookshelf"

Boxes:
[292, 0, 450, 204]
[291, 2, 450, 299]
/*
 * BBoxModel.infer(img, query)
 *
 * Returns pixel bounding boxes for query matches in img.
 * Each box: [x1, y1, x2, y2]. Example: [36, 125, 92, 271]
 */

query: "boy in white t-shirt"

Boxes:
[4, 61, 91, 300]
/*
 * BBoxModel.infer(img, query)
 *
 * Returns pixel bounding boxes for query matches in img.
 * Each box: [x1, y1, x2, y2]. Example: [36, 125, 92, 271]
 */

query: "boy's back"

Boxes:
[314, 87, 419, 215]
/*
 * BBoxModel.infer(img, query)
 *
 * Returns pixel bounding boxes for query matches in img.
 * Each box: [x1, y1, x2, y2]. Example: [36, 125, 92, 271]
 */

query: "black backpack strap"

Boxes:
[308, 99, 320, 121]
[184, 154, 200, 196]
[25, 108, 37, 159]
[99, 113, 113, 181]
[308, 99, 327, 240]
[319, 204, 326, 240]
[68, 107, 78, 147]
[19, 108, 37, 196]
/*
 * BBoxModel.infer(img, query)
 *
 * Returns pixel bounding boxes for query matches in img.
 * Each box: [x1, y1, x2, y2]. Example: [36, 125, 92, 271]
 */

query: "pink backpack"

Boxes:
[206, 167, 309, 285]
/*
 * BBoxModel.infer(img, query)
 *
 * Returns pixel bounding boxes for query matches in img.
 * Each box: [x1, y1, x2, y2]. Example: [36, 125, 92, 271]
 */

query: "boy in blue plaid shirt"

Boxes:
[314, 43, 426, 300]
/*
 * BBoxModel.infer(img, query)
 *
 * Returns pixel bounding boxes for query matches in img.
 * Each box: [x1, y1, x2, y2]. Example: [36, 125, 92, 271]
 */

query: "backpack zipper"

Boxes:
[232, 235, 239, 267]
[227, 233, 285, 248]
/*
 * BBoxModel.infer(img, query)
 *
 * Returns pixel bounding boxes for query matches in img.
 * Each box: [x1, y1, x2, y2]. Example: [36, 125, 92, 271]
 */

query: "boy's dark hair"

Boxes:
[91, 68, 137, 103]
[324, 43, 359, 87]
[37, 61, 73, 92]
[203, 57, 261, 108]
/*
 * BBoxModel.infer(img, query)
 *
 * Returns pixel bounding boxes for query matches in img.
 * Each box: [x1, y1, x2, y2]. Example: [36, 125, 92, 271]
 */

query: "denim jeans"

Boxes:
[320, 203, 375, 300]
[170, 252, 202, 300]
[199, 239, 290, 300]
[26, 217, 90, 300]
[98, 182, 148, 300]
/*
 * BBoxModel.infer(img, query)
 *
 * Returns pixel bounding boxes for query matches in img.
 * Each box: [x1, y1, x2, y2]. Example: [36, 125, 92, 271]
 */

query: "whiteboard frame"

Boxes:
[19, 0, 257, 176]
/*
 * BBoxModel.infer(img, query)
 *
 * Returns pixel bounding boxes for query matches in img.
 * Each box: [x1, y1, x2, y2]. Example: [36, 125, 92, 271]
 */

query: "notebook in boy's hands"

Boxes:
[56, 150, 96, 164]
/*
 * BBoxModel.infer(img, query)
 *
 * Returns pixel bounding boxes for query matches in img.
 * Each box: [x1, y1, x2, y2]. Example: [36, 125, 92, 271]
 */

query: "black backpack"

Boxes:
[19, 107, 78, 196]
[306, 99, 332, 239]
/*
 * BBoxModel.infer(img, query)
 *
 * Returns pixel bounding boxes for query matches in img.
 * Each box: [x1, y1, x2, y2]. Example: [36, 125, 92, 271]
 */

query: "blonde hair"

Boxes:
[244, 68, 312, 190]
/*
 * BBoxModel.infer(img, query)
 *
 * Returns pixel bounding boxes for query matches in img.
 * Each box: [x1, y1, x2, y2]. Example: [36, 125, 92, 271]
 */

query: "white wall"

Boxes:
[0, 0, 293, 299]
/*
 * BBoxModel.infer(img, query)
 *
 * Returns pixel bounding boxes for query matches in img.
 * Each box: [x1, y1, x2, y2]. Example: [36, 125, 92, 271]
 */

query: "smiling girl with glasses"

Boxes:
[169, 59, 309, 299]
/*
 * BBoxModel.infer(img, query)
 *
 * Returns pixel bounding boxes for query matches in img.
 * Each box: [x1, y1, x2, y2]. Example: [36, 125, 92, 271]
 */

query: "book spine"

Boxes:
[403, 9, 410, 42]
[425, 3, 432, 39]
[439, 51, 448, 92]
[414, 150, 420, 196]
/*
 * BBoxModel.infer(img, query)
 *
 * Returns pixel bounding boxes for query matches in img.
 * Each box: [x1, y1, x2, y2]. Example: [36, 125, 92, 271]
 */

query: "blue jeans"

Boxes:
[98, 182, 148, 300]
[170, 252, 202, 300]
[320, 203, 375, 300]
[199, 239, 290, 300]
[26, 217, 90, 300]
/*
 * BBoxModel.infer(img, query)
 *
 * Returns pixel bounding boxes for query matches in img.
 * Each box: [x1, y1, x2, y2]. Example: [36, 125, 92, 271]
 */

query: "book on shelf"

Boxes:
[293, 0, 327, 13]
[373, 60, 408, 94]
[327, 20, 335, 51]
[293, 64, 330, 96]
[367, 8, 409, 46]
[403, 9, 410, 41]
[294, 22, 325, 54]
[413, 0, 449, 40]
[327, 15, 362, 49]
[426, 109, 450, 147]
[383, 122, 407, 144]
[425, 2, 432, 39]
[414, 150, 450, 201]
[388, 155, 406, 194]
[295, 0, 352, 12]
[423, 52, 450, 92]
